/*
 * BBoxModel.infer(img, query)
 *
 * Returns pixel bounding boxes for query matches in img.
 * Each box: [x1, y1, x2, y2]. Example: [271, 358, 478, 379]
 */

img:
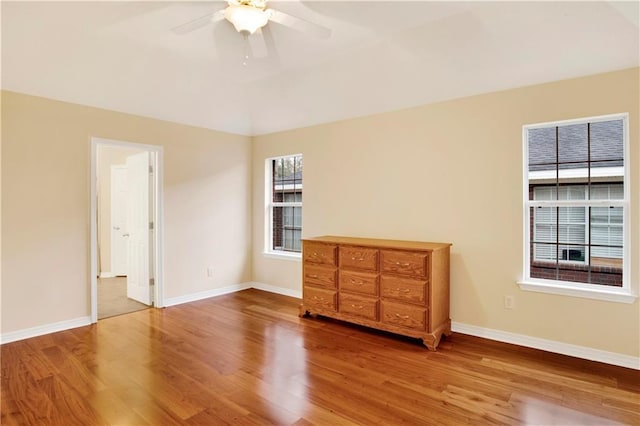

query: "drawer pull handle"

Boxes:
[312, 296, 324, 301]
[395, 262, 411, 267]
[351, 257, 365, 261]
[308, 274, 319, 278]
[394, 288, 411, 293]
[350, 279, 363, 285]
[351, 304, 364, 310]
[394, 313, 410, 319]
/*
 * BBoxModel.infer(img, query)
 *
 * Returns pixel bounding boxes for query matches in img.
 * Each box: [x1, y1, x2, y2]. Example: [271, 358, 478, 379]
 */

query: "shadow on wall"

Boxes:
[449, 252, 486, 325]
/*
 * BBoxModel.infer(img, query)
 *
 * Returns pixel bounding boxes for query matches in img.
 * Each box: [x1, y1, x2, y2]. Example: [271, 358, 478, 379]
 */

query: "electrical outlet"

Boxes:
[504, 295, 515, 310]
[207, 267, 214, 278]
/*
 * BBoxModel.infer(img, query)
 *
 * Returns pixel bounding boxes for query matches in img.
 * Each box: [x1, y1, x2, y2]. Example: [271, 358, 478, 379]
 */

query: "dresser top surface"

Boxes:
[303, 236, 451, 251]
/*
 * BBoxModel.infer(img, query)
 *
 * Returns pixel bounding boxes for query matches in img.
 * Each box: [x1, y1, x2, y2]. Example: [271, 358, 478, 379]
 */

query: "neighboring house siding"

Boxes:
[528, 120, 624, 171]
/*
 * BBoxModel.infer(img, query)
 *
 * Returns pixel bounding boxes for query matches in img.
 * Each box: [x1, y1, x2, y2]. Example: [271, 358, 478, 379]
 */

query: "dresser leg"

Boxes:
[422, 334, 440, 351]
[298, 304, 310, 318]
[422, 320, 451, 350]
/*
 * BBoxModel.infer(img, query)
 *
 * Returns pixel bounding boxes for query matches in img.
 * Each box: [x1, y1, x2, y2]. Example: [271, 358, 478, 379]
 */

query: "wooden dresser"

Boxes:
[299, 236, 452, 350]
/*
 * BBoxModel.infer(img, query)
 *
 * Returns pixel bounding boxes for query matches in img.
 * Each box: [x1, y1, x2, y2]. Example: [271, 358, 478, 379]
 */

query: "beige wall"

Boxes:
[2, 68, 638, 358]
[252, 68, 640, 357]
[1, 91, 252, 332]
[97, 145, 142, 274]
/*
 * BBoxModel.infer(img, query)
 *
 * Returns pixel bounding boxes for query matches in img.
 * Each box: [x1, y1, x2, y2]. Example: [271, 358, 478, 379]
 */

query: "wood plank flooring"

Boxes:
[2, 289, 639, 425]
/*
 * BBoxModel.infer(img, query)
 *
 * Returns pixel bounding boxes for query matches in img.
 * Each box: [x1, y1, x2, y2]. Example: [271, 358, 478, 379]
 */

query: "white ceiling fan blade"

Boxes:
[268, 9, 331, 39]
[171, 9, 225, 35]
[248, 29, 269, 59]
[261, 25, 280, 59]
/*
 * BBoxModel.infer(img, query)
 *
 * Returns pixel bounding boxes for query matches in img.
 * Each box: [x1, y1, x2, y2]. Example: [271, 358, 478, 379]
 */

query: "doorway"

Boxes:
[90, 138, 164, 322]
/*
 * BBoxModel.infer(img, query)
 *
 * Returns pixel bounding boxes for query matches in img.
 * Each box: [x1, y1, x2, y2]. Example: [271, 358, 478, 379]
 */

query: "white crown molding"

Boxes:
[0, 316, 91, 345]
[451, 321, 639, 370]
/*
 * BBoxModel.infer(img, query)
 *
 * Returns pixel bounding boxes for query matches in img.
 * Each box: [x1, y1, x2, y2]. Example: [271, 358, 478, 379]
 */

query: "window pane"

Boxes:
[272, 158, 284, 203]
[590, 205, 623, 260]
[590, 183, 623, 201]
[558, 123, 588, 168]
[558, 245, 585, 262]
[528, 127, 556, 170]
[588, 271, 623, 287]
[272, 206, 284, 250]
[533, 242, 555, 261]
[560, 186, 586, 200]
[558, 206, 585, 225]
[293, 155, 303, 202]
[590, 120, 624, 166]
[534, 206, 555, 224]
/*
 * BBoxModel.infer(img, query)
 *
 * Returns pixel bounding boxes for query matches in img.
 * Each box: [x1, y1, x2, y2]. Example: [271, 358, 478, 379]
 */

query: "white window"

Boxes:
[521, 114, 634, 303]
[266, 154, 302, 256]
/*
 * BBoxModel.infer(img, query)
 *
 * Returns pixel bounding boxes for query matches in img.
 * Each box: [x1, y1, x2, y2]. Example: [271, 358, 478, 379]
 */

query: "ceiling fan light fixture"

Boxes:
[224, 4, 271, 34]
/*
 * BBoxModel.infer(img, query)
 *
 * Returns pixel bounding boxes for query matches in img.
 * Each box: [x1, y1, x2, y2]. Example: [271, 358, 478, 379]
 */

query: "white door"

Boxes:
[110, 166, 128, 276]
[126, 151, 152, 305]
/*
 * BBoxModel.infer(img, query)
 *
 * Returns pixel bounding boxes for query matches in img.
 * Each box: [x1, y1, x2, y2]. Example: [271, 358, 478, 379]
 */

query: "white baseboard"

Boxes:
[452, 321, 639, 370]
[1, 316, 91, 345]
[163, 283, 252, 307]
[250, 281, 302, 299]
[99, 272, 116, 278]
[162, 282, 301, 307]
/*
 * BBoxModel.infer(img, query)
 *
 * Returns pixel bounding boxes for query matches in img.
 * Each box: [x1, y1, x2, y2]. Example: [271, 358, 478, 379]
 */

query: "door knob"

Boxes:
[113, 226, 120, 230]
[122, 233, 130, 237]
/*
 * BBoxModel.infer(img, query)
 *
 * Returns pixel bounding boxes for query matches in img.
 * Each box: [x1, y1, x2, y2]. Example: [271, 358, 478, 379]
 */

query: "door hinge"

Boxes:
[149, 222, 154, 230]
[149, 165, 153, 173]
[150, 278, 155, 286]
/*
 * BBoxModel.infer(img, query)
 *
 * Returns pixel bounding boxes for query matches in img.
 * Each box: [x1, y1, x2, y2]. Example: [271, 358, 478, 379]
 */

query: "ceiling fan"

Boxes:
[171, 0, 331, 39]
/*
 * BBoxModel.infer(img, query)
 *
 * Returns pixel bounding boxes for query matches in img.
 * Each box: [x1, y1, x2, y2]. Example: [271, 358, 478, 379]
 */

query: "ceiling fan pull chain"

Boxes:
[242, 32, 250, 66]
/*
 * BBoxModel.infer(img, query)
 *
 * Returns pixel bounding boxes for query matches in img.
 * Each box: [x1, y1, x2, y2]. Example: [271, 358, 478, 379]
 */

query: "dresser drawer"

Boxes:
[339, 270, 378, 296]
[304, 242, 337, 266]
[339, 293, 378, 321]
[380, 276, 427, 305]
[304, 287, 337, 312]
[304, 265, 337, 289]
[339, 246, 378, 271]
[380, 250, 429, 278]
[380, 301, 426, 331]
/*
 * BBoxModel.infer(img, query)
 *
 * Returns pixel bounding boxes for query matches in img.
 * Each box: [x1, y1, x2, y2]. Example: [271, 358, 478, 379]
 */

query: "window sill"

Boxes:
[262, 251, 302, 262]
[517, 279, 637, 303]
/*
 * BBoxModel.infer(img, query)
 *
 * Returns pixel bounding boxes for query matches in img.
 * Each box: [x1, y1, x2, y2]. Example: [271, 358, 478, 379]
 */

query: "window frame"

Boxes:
[519, 113, 635, 303]
[264, 154, 303, 260]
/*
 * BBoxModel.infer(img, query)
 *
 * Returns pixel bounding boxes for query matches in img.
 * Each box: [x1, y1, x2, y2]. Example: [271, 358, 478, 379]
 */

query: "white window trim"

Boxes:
[263, 154, 303, 259]
[520, 113, 636, 303]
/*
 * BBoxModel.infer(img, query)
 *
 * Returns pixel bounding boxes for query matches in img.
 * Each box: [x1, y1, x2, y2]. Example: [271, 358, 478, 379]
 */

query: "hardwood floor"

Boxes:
[2, 289, 638, 425]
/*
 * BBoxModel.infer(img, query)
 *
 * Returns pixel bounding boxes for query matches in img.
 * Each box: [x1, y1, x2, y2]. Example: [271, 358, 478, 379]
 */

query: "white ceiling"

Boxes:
[2, 1, 639, 136]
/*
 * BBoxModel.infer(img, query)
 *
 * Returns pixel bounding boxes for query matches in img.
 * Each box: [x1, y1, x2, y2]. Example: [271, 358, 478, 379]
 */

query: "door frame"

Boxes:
[90, 137, 165, 323]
